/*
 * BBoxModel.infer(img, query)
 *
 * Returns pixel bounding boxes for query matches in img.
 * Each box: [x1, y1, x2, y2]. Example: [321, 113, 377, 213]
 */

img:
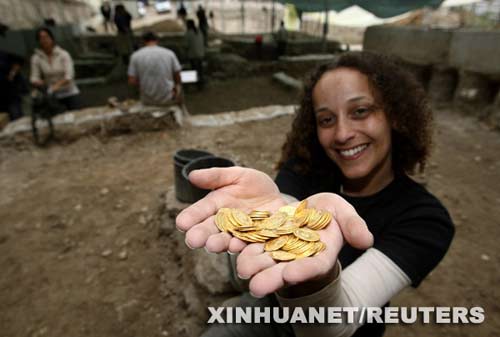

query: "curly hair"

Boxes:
[277, 51, 433, 178]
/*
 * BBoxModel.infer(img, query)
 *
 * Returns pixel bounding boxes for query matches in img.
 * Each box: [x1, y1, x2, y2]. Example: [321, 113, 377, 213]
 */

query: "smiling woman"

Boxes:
[176, 51, 454, 337]
[277, 51, 433, 198]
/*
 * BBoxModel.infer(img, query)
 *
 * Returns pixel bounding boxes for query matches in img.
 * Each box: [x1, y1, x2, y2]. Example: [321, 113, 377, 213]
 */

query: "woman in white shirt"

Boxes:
[30, 28, 81, 111]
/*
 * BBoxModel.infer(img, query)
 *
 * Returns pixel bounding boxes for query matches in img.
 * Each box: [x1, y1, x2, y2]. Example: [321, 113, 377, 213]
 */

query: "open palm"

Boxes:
[176, 167, 288, 253]
[236, 193, 373, 297]
[175, 167, 373, 297]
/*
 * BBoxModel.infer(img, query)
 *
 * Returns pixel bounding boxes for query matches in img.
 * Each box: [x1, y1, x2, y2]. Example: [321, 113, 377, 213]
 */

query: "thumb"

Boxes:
[188, 166, 242, 190]
[340, 215, 373, 250]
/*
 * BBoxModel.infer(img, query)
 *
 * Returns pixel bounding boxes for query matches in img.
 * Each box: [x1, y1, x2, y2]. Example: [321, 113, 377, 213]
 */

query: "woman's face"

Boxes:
[313, 67, 393, 188]
[38, 31, 54, 52]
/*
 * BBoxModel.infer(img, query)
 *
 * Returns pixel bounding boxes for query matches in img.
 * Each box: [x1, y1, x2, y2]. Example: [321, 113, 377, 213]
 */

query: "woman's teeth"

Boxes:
[339, 144, 368, 157]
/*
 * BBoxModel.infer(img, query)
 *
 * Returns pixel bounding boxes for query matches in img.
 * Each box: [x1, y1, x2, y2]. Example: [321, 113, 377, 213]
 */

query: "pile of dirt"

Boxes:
[1, 110, 499, 336]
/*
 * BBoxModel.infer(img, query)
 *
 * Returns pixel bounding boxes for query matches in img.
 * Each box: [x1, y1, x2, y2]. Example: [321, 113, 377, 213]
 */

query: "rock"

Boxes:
[193, 250, 234, 295]
[138, 214, 147, 226]
[182, 282, 208, 319]
[74, 204, 82, 211]
[101, 249, 113, 257]
[428, 66, 457, 105]
[206, 53, 250, 77]
[0, 234, 9, 244]
[165, 186, 190, 218]
[115, 299, 140, 323]
[13, 223, 25, 232]
[272, 72, 303, 91]
[474, 156, 482, 162]
[480, 254, 490, 261]
[118, 250, 128, 260]
[0, 112, 9, 130]
[100, 188, 109, 195]
[141, 206, 149, 213]
[454, 71, 494, 116]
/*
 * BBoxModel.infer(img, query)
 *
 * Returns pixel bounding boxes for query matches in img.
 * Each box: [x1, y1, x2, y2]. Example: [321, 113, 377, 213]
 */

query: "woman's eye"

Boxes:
[353, 107, 370, 117]
[318, 116, 335, 127]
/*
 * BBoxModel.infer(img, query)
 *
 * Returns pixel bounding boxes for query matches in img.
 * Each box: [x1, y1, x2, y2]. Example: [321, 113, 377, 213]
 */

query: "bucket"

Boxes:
[173, 149, 214, 202]
[182, 156, 235, 203]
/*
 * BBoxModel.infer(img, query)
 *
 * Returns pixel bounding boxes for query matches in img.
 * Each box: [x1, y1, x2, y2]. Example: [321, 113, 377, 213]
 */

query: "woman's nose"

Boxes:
[334, 118, 355, 144]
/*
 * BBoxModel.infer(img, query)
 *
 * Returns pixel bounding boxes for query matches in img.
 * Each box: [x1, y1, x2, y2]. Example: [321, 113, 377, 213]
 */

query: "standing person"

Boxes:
[100, 1, 112, 33]
[30, 28, 81, 111]
[114, 4, 133, 63]
[185, 19, 205, 89]
[276, 20, 288, 57]
[209, 10, 215, 29]
[176, 51, 455, 337]
[128, 32, 182, 105]
[177, 2, 187, 23]
[0, 51, 27, 121]
[196, 5, 209, 46]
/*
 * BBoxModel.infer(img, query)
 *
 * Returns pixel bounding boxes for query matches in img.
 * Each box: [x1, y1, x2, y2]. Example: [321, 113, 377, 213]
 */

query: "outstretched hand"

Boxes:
[236, 193, 373, 297]
[175, 167, 374, 297]
[176, 166, 287, 253]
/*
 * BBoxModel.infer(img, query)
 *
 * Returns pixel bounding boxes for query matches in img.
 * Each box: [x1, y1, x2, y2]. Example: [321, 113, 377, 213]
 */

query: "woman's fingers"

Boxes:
[282, 227, 342, 284]
[237, 244, 276, 279]
[188, 167, 243, 190]
[205, 232, 233, 253]
[228, 237, 247, 253]
[249, 262, 287, 298]
[184, 215, 220, 249]
[340, 214, 373, 249]
[309, 193, 374, 249]
[176, 191, 221, 232]
[177, 168, 245, 232]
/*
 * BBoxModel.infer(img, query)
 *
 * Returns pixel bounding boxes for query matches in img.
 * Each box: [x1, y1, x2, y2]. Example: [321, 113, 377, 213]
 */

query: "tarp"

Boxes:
[302, 5, 415, 27]
[276, 0, 445, 17]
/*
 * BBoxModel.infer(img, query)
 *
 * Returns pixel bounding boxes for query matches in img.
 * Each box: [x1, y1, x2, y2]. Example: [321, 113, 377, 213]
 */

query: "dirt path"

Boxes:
[0, 109, 499, 337]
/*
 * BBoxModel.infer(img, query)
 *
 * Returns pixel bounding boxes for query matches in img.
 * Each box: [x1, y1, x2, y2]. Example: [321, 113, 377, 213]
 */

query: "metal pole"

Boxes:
[322, 0, 329, 51]
[271, 0, 276, 32]
[240, 0, 245, 34]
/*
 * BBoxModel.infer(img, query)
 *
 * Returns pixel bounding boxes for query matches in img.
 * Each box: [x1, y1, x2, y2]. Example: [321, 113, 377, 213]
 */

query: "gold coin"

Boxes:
[287, 239, 309, 252]
[275, 220, 299, 234]
[282, 236, 300, 250]
[236, 226, 260, 232]
[295, 200, 308, 216]
[295, 248, 316, 259]
[313, 241, 327, 255]
[260, 212, 287, 230]
[264, 236, 289, 251]
[230, 208, 253, 227]
[278, 205, 297, 217]
[293, 212, 309, 227]
[215, 208, 229, 232]
[288, 241, 314, 255]
[270, 250, 296, 261]
[256, 229, 280, 238]
[294, 228, 320, 242]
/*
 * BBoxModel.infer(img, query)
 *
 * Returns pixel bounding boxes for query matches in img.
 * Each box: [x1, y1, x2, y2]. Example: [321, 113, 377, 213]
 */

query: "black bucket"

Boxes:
[181, 156, 235, 203]
[174, 149, 214, 203]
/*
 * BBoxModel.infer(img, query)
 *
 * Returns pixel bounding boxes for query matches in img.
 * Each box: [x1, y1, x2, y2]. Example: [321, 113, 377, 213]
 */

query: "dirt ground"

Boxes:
[1, 108, 499, 337]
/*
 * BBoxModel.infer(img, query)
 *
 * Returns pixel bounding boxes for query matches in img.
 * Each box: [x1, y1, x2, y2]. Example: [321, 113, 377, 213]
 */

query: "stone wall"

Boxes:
[363, 25, 500, 130]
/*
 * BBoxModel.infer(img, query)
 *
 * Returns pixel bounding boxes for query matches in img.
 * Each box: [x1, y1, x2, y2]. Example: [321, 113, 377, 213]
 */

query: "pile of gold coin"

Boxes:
[214, 200, 332, 261]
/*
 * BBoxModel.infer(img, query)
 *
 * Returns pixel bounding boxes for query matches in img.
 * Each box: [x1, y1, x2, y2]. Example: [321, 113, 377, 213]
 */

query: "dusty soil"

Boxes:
[1, 109, 499, 337]
[77, 76, 297, 115]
